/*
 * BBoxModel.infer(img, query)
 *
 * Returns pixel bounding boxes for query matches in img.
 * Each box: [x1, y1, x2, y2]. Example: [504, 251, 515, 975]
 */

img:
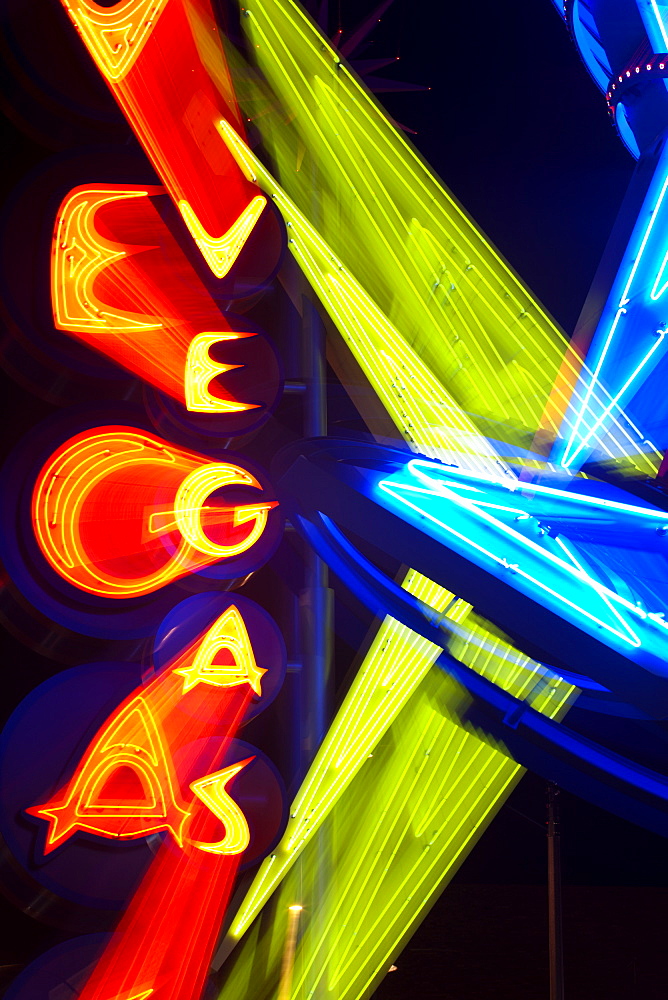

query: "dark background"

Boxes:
[1, 0, 667, 997]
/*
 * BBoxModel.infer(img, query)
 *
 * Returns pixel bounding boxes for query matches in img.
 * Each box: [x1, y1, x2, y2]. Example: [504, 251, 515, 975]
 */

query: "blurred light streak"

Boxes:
[80, 834, 241, 1000]
[218, 660, 573, 1000]
[52, 185, 276, 414]
[232, 0, 657, 474]
[277, 905, 303, 1000]
[59, 0, 264, 275]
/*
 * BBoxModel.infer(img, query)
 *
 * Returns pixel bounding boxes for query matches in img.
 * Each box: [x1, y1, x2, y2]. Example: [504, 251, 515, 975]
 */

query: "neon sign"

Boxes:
[26, 597, 277, 855]
[184, 333, 261, 415]
[18, 595, 286, 1000]
[60, 0, 265, 278]
[52, 184, 282, 423]
[189, 759, 254, 856]
[32, 427, 279, 598]
[173, 604, 267, 695]
[28, 695, 191, 853]
[177, 195, 268, 279]
[52, 186, 162, 335]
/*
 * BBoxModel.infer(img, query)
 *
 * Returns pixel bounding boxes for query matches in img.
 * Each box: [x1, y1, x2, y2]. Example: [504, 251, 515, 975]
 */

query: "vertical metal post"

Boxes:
[299, 298, 333, 760]
[547, 782, 565, 1000]
[298, 297, 333, 1000]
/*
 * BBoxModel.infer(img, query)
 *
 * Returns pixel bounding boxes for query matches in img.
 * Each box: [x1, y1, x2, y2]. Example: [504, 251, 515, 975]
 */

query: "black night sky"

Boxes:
[1, 1, 667, 998]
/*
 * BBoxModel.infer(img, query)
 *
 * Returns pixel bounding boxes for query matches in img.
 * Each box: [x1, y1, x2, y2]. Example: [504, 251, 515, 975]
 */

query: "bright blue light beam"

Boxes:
[556, 138, 668, 470]
[377, 458, 668, 670]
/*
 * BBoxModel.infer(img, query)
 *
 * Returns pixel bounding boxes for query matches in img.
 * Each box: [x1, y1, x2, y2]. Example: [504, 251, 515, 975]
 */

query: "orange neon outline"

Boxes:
[52, 187, 162, 334]
[173, 605, 267, 695]
[27, 696, 190, 853]
[178, 195, 267, 279]
[184, 332, 260, 414]
[60, 0, 169, 82]
[32, 428, 277, 598]
[189, 757, 254, 855]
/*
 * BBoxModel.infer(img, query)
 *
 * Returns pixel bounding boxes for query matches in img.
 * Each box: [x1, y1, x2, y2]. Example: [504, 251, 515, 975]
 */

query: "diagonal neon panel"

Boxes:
[232, 0, 657, 474]
[218, 120, 507, 475]
[226, 565, 574, 944]
[218, 659, 574, 1000]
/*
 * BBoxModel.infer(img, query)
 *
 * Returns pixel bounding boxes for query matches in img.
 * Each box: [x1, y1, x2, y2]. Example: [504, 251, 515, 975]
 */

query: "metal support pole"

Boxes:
[298, 298, 333, 1000]
[547, 782, 565, 1000]
[299, 298, 333, 759]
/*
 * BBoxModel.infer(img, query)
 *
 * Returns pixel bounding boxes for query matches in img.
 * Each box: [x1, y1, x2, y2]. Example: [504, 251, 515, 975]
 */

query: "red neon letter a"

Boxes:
[27, 697, 190, 854]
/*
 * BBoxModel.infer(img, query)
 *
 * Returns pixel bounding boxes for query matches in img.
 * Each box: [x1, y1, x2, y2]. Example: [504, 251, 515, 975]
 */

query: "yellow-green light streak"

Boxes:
[218, 118, 507, 474]
[231, 0, 656, 473]
[227, 567, 574, 944]
[218, 648, 574, 1000]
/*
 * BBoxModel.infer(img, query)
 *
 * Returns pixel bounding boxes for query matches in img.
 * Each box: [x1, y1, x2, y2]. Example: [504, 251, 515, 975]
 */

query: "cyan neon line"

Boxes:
[377, 476, 645, 646]
[561, 161, 668, 467]
[381, 480, 642, 646]
[563, 328, 668, 469]
[651, 251, 668, 298]
[562, 307, 625, 467]
[403, 471, 662, 626]
[617, 178, 668, 307]
[408, 458, 668, 523]
[552, 536, 641, 646]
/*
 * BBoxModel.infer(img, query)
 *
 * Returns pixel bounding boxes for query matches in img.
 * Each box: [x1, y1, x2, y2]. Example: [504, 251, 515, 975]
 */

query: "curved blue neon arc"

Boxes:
[377, 458, 668, 662]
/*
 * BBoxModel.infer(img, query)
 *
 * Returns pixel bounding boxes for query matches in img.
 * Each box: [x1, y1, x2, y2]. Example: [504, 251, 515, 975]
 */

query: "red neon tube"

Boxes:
[60, 0, 266, 278]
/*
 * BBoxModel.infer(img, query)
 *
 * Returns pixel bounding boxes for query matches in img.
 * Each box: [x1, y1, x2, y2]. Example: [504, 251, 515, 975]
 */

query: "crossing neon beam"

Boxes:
[558, 138, 668, 469]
